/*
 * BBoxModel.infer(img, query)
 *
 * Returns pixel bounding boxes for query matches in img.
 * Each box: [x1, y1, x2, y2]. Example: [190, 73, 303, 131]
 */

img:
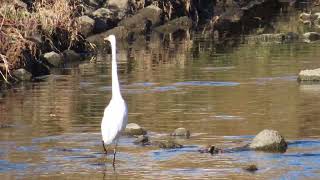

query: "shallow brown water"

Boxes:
[1, 31, 320, 179]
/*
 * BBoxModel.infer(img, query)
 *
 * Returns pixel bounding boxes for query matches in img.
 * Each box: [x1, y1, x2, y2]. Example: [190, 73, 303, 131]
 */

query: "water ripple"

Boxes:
[173, 81, 240, 87]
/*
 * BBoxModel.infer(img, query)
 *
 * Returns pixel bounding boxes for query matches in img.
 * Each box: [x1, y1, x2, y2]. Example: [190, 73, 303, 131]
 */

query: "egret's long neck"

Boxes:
[111, 40, 122, 99]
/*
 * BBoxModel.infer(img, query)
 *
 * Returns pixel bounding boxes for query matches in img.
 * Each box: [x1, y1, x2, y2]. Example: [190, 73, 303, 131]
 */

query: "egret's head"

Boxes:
[104, 35, 116, 45]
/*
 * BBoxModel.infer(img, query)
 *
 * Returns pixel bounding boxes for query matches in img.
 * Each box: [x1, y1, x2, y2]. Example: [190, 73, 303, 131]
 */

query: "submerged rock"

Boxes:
[133, 135, 150, 145]
[78, 16, 95, 37]
[249, 129, 287, 153]
[198, 145, 223, 154]
[243, 164, 258, 172]
[42, 51, 63, 67]
[12, 68, 32, 81]
[124, 123, 147, 136]
[154, 139, 183, 149]
[170, 127, 190, 138]
[298, 68, 320, 81]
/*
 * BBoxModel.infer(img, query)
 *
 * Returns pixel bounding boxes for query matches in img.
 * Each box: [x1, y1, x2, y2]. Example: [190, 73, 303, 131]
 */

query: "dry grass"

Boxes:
[35, 0, 80, 48]
[0, 0, 81, 82]
[0, 54, 11, 82]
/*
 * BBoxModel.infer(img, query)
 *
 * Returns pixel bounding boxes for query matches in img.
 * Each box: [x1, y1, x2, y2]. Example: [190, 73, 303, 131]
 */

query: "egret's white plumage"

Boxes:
[101, 35, 128, 165]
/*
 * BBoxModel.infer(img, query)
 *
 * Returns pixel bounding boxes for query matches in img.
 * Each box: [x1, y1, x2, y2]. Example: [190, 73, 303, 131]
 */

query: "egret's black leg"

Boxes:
[112, 146, 117, 166]
[102, 141, 108, 155]
[112, 142, 118, 166]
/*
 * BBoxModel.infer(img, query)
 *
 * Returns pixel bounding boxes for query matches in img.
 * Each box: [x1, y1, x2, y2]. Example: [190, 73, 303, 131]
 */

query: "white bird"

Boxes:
[101, 35, 128, 166]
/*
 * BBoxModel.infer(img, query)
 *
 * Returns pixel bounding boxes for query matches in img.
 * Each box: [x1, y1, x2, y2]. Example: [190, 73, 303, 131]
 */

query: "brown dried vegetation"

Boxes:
[0, 0, 81, 82]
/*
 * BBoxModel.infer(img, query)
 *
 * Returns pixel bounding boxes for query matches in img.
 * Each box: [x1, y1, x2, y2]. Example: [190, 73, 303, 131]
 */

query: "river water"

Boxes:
[1, 29, 320, 179]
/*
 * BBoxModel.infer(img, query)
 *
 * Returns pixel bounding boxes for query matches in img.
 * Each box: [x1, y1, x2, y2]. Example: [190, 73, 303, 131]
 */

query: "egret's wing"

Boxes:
[101, 99, 128, 144]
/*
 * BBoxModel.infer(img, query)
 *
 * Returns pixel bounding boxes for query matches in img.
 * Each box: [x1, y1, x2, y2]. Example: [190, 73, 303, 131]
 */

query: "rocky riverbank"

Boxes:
[0, 0, 319, 86]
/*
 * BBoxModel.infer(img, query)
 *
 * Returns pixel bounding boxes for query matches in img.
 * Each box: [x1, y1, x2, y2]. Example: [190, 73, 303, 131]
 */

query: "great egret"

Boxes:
[101, 35, 128, 166]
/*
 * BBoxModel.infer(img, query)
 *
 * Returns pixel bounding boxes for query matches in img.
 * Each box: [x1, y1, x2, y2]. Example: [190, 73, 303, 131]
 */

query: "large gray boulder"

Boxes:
[118, 5, 162, 32]
[91, 8, 118, 33]
[124, 123, 147, 136]
[87, 5, 162, 43]
[298, 68, 320, 81]
[78, 15, 95, 37]
[249, 129, 287, 153]
[42, 51, 63, 67]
